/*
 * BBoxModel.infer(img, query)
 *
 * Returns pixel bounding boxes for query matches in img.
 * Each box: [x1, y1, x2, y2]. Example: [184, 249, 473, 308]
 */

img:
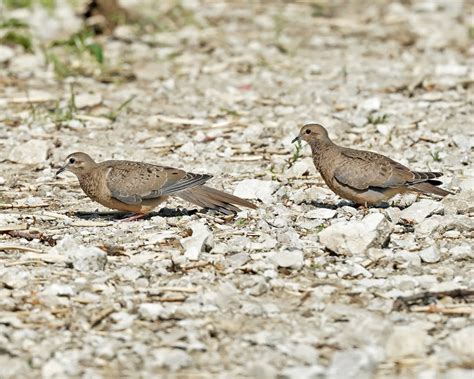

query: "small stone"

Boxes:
[291, 344, 319, 364]
[327, 349, 376, 379]
[248, 362, 277, 379]
[234, 179, 279, 204]
[270, 250, 304, 269]
[399, 199, 443, 224]
[9, 140, 49, 165]
[435, 64, 468, 76]
[138, 303, 165, 321]
[386, 326, 428, 359]
[0, 46, 14, 63]
[360, 97, 381, 112]
[41, 283, 75, 297]
[447, 326, 474, 365]
[50, 235, 107, 271]
[304, 208, 337, 220]
[180, 220, 213, 261]
[115, 267, 141, 281]
[227, 252, 249, 267]
[152, 348, 192, 371]
[443, 369, 474, 379]
[419, 246, 441, 263]
[319, 213, 392, 255]
[281, 365, 325, 379]
[286, 158, 314, 177]
[393, 251, 422, 267]
[74, 93, 102, 109]
[449, 244, 472, 260]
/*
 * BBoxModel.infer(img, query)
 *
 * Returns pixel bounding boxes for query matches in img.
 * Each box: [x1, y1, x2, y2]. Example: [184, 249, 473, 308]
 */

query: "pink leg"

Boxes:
[119, 213, 147, 222]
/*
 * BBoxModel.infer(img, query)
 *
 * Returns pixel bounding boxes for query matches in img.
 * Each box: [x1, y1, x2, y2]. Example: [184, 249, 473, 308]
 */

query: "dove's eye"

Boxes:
[305, 129, 311, 134]
[69, 158, 76, 164]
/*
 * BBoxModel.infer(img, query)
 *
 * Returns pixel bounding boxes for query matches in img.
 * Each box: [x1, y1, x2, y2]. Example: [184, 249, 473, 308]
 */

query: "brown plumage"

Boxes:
[292, 124, 452, 206]
[56, 152, 256, 220]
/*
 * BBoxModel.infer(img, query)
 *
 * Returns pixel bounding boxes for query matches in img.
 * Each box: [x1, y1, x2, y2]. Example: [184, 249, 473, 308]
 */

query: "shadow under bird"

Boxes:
[56, 152, 257, 220]
[292, 123, 452, 206]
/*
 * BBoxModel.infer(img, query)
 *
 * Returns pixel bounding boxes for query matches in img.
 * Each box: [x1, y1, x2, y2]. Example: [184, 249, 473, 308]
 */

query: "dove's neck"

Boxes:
[309, 139, 335, 171]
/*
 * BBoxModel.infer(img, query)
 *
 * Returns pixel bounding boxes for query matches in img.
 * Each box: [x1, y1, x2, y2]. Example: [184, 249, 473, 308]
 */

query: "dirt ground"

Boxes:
[0, 0, 473, 378]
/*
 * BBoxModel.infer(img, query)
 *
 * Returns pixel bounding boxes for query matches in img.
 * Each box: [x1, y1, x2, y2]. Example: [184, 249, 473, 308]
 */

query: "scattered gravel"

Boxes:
[0, 0, 473, 378]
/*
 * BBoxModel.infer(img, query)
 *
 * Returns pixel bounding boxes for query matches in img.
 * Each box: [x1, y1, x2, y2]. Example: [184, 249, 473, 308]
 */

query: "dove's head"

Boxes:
[292, 123, 330, 144]
[56, 152, 96, 176]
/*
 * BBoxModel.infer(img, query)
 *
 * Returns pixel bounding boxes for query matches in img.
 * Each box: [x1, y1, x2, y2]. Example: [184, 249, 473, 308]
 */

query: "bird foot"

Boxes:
[119, 213, 146, 222]
[357, 204, 370, 215]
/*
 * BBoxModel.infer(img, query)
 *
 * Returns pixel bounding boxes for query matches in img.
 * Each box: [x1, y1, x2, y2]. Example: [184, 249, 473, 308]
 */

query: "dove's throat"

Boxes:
[309, 140, 334, 171]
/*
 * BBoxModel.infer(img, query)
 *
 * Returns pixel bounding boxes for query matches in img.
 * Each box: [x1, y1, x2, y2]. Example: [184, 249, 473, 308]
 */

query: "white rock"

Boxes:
[139, 303, 165, 321]
[435, 64, 468, 76]
[234, 179, 279, 204]
[443, 369, 474, 379]
[74, 93, 102, 109]
[0, 268, 30, 288]
[248, 362, 277, 379]
[41, 284, 75, 297]
[0, 176, 5, 185]
[180, 220, 213, 261]
[115, 267, 141, 281]
[0, 45, 14, 63]
[291, 344, 319, 364]
[319, 213, 392, 255]
[393, 251, 422, 267]
[270, 250, 304, 269]
[458, 177, 474, 193]
[452, 134, 474, 151]
[419, 246, 441, 263]
[449, 244, 472, 260]
[447, 326, 474, 364]
[418, 217, 442, 235]
[281, 365, 325, 379]
[360, 97, 381, 112]
[70, 247, 107, 271]
[399, 199, 443, 224]
[152, 348, 192, 371]
[304, 208, 337, 220]
[110, 311, 136, 331]
[9, 140, 49, 165]
[286, 158, 314, 177]
[50, 235, 107, 271]
[327, 349, 376, 379]
[386, 326, 428, 359]
[292, 187, 332, 204]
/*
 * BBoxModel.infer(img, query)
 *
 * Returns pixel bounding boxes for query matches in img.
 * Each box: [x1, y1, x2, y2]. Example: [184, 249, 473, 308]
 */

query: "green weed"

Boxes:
[103, 95, 136, 122]
[367, 113, 388, 125]
[430, 151, 442, 162]
[287, 140, 303, 168]
[1, 31, 32, 51]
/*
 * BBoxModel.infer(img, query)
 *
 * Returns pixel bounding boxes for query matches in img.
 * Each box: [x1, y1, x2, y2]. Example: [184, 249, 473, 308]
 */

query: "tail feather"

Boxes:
[176, 185, 257, 214]
[410, 182, 453, 197]
[411, 171, 443, 183]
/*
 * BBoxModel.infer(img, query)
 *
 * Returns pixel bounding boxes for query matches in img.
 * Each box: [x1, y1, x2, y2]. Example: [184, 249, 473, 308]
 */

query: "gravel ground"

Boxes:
[0, 1, 473, 378]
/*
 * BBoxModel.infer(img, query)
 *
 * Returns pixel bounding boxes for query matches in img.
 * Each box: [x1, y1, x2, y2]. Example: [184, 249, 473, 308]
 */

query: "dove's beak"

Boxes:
[55, 164, 69, 176]
[291, 135, 301, 143]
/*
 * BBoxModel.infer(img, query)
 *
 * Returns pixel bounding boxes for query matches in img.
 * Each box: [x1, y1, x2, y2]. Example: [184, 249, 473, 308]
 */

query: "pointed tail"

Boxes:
[176, 185, 257, 215]
[410, 181, 453, 197]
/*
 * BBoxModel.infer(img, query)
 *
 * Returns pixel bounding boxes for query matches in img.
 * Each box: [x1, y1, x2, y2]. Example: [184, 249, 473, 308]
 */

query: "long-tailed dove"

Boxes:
[292, 123, 452, 206]
[56, 152, 257, 220]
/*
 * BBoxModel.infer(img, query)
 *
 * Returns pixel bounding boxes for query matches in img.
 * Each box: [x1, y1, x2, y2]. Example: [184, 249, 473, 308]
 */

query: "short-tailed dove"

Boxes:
[292, 123, 452, 206]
